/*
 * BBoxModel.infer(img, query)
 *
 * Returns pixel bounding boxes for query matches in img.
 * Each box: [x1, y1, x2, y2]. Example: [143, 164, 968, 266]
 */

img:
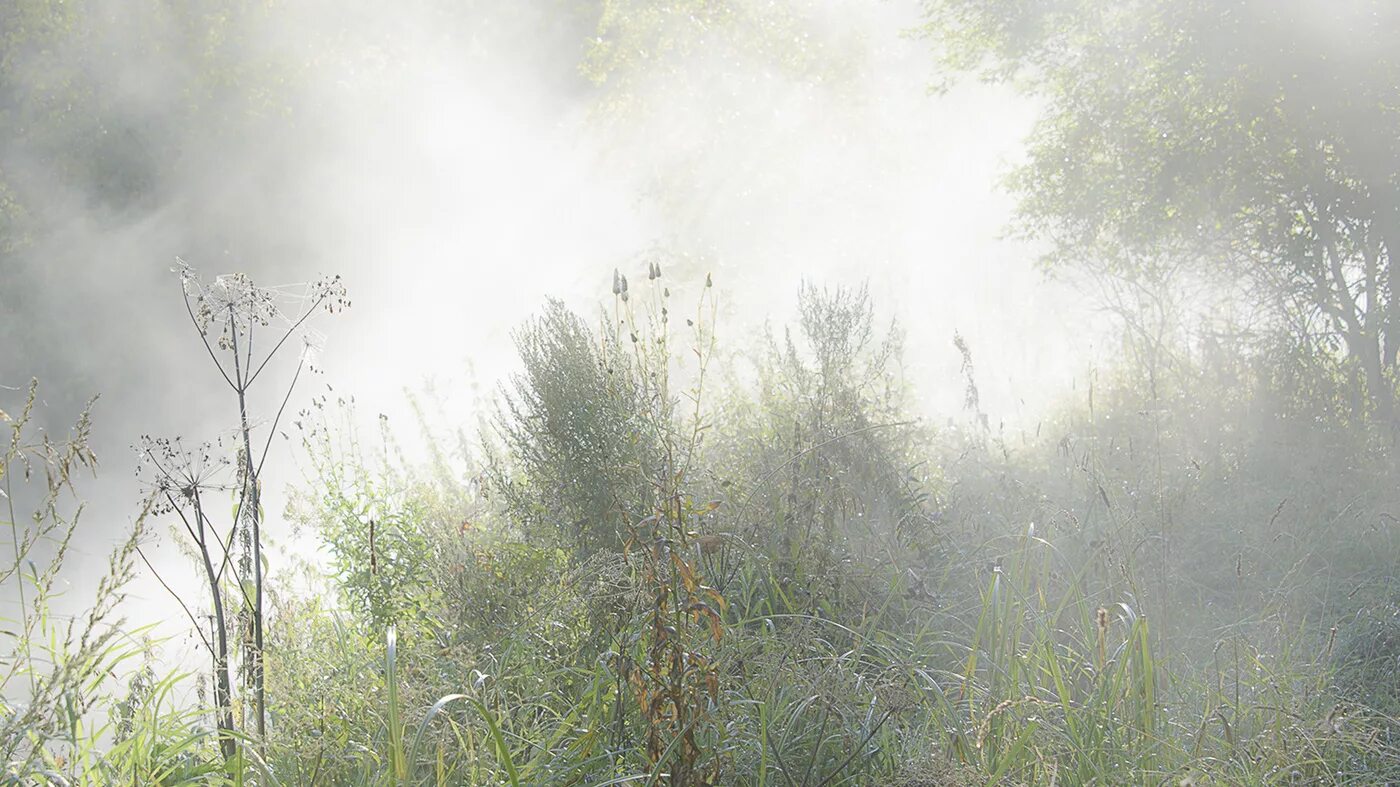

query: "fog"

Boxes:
[11, 1, 1391, 783]
[2, 1, 1086, 585]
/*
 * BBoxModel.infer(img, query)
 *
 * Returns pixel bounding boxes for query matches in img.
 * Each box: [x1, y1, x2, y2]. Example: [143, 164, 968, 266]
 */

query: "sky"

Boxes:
[0, 0, 1106, 656]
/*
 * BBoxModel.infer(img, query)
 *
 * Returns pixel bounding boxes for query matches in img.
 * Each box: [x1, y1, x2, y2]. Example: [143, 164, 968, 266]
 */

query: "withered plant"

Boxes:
[137, 262, 345, 759]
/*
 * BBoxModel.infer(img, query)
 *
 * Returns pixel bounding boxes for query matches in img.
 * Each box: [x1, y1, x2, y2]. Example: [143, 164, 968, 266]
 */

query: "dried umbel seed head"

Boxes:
[134, 434, 234, 515]
[313, 273, 350, 313]
[174, 261, 347, 347]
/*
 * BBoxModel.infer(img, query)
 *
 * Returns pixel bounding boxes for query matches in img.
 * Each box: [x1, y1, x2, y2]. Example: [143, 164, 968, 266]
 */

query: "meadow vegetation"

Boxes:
[4, 263, 1400, 785]
[3, 1, 1400, 783]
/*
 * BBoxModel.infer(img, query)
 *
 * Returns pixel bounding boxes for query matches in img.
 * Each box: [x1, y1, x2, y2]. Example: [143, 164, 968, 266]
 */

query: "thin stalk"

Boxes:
[229, 309, 267, 742]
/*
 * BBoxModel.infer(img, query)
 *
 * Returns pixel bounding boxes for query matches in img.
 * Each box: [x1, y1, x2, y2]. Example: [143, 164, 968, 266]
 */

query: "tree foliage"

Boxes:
[924, 0, 1400, 413]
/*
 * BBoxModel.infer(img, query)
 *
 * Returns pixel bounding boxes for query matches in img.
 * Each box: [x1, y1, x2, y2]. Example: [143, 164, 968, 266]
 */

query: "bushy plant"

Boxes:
[12, 271, 1400, 786]
[492, 296, 659, 555]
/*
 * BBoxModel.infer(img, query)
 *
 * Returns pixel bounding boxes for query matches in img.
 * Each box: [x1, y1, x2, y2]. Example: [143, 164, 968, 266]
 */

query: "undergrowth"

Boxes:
[4, 271, 1399, 785]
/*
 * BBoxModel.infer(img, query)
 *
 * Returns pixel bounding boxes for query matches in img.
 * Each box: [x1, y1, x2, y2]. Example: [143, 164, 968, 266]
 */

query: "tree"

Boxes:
[922, 0, 1400, 418]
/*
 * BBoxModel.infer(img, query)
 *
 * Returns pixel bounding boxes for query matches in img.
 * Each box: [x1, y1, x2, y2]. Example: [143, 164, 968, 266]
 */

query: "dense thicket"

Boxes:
[4, 271, 1400, 784]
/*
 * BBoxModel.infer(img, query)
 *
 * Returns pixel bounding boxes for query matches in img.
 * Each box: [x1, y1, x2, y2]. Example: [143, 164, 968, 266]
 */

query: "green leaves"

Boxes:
[925, 0, 1400, 414]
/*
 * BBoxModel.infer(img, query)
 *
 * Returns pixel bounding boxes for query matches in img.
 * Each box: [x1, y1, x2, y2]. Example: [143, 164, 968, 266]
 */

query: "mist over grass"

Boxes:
[4, 0, 1400, 784]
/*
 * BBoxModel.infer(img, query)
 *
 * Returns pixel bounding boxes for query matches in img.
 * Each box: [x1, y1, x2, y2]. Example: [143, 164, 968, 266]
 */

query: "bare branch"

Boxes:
[246, 295, 326, 388]
[196, 488, 254, 613]
[257, 354, 304, 479]
[183, 288, 237, 391]
[135, 543, 214, 657]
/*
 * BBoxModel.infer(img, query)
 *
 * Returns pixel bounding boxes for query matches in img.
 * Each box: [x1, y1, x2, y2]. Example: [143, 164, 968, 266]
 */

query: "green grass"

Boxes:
[8, 281, 1400, 786]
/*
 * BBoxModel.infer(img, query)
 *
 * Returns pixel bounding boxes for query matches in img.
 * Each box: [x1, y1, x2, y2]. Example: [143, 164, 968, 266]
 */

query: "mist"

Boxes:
[4, 1, 1395, 784]
[3, 0, 1082, 553]
[3, 0, 1084, 610]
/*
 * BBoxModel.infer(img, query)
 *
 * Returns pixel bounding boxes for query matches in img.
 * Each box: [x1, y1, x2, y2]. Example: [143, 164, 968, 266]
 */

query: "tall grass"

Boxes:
[10, 277, 1400, 784]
